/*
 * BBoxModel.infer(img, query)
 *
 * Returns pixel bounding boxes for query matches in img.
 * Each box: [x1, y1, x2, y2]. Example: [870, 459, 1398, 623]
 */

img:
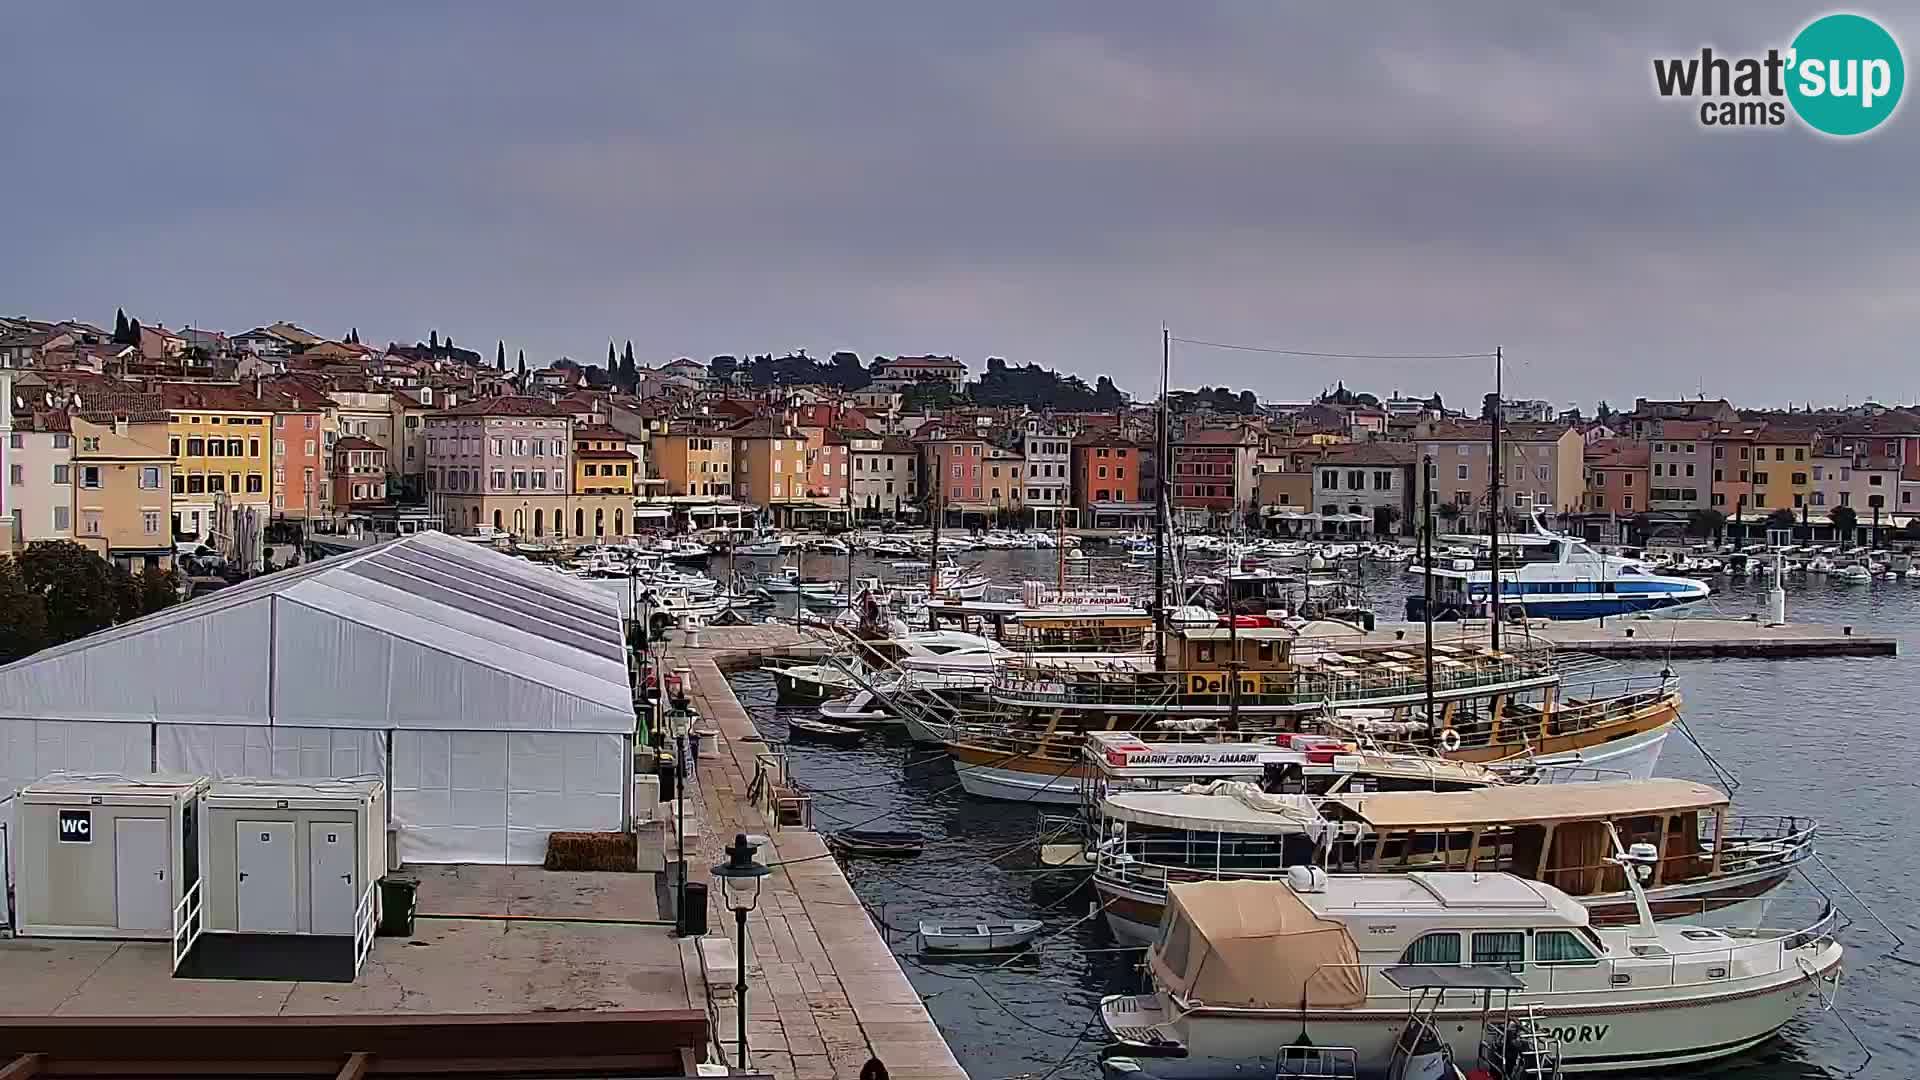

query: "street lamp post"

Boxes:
[713, 834, 770, 1071]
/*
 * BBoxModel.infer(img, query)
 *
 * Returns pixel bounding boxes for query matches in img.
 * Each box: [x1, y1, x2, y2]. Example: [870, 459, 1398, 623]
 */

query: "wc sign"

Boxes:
[58, 809, 92, 843]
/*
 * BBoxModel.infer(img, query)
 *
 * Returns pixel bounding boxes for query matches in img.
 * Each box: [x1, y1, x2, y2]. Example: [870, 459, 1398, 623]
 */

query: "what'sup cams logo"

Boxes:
[1654, 13, 1904, 136]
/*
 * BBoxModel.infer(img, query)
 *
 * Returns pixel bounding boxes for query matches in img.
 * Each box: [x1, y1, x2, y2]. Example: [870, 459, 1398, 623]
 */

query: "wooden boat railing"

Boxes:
[1094, 814, 1815, 903]
[989, 652, 1559, 711]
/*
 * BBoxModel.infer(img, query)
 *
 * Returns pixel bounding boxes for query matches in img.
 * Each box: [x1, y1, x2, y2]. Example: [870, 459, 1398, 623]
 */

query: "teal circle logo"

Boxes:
[1787, 13, 1904, 136]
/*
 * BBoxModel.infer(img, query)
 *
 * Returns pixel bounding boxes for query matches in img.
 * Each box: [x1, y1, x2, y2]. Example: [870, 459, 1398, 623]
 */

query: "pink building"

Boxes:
[424, 396, 574, 536]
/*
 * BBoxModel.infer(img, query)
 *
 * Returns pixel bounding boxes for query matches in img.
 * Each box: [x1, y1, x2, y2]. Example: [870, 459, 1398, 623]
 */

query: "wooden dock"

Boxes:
[664, 625, 967, 1080]
[1364, 618, 1896, 659]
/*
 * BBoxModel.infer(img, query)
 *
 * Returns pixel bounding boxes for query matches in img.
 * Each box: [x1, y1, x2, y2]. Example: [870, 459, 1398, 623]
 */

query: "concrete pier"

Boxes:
[666, 625, 967, 1080]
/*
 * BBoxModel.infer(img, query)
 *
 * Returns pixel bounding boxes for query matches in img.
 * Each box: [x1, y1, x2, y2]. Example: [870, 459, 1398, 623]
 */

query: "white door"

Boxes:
[237, 820, 296, 933]
[113, 817, 170, 932]
[308, 822, 357, 936]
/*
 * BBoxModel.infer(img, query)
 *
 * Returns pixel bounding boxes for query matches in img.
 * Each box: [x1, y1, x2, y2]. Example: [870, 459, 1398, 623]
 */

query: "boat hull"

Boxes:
[1528, 721, 1669, 781]
[773, 666, 852, 704]
[948, 748, 1082, 804]
[1102, 943, 1840, 1073]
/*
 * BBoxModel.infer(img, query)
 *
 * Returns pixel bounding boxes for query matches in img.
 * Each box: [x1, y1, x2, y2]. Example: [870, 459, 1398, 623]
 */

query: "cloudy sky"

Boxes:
[6, 3, 1916, 408]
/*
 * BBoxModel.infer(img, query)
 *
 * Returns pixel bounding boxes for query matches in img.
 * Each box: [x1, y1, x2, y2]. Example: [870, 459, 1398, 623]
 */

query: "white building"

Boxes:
[7, 413, 73, 542]
[0, 531, 634, 865]
[1019, 417, 1075, 527]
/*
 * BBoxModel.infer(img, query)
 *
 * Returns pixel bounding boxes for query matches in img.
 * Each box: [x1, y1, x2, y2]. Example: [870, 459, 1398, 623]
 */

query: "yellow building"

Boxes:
[727, 418, 808, 509]
[70, 413, 175, 571]
[651, 426, 733, 498]
[573, 424, 636, 496]
[162, 384, 273, 542]
[1752, 429, 1816, 514]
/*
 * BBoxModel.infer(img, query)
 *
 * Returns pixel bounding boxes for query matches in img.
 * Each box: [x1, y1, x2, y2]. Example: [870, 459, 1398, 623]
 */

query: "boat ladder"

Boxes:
[1483, 1003, 1562, 1080]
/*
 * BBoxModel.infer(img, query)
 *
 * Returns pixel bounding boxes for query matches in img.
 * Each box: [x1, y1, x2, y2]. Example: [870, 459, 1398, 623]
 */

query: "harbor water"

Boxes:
[721, 548, 1917, 1080]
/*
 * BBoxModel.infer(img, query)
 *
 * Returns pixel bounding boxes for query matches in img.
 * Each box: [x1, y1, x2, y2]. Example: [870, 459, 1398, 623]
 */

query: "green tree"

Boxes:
[429, 329, 439, 350]
[517, 349, 527, 381]
[1437, 502, 1461, 524]
[113, 308, 131, 344]
[497, 340, 506, 370]
[17, 541, 119, 645]
[0, 555, 48, 662]
[135, 568, 183, 614]
[127, 317, 143, 345]
[620, 342, 639, 392]
[1686, 508, 1726, 542]
[1830, 504, 1858, 545]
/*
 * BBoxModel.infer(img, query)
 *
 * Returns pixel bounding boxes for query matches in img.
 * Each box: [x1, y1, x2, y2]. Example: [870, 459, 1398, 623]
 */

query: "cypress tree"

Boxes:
[497, 340, 506, 370]
[113, 309, 130, 343]
[517, 350, 527, 381]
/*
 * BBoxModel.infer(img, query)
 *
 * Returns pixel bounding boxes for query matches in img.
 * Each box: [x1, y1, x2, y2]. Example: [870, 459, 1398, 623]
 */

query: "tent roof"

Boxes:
[1328, 778, 1726, 830]
[0, 531, 634, 733]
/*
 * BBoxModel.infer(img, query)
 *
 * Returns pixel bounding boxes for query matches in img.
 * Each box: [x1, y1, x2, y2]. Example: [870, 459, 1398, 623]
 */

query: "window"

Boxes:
[1593, 473, 1605, 487]
[1400, 932, 1461, 965]
[143, 511, 162, 535]
[1534, 930, 1599, 965]
[80, 466, 101, 489]
[1791, 472, 1807, 486]
[1685, 463, 1695, 477]
[1456, 464, 1469, 480]
[207, 474, 225, 493]
[170, 437, 180, 456]
[139, 466, 160, 489]
[246, 474, 263, 494]
[1623, 494, 1634, 510]
[53, 505, 70, 532]
[248, 438, 259, 457]
[1870, 474, 1884, 486]
[53, 433, 71, 449]
[1775, 447, 1786, 461]
[187, 475, 205, 494]
[227, 439, 243, 456]
[1472, 931, 1526, 972]
[52, 463, 70, 485]
[1813, 491, 1826, 506]
[187, 437, 205, 456]
[172, 475, 184, 494]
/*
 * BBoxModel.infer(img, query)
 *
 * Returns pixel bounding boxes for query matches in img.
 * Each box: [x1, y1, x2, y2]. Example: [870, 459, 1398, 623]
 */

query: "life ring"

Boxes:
[1438, 727, 1462, 753]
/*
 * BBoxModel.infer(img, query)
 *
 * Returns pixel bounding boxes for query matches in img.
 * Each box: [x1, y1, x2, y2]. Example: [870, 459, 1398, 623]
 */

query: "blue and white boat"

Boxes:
[1405, 517, 1709, 620]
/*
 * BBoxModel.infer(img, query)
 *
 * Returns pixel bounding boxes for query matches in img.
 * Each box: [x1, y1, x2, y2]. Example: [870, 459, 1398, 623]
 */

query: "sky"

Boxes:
[6, 2, 1918, 409]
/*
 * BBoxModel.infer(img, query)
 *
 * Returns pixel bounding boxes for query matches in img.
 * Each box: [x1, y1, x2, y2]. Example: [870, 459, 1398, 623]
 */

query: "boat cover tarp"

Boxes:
[1329, 778, 1725, 830]
[1150, 880, 1367, 1010]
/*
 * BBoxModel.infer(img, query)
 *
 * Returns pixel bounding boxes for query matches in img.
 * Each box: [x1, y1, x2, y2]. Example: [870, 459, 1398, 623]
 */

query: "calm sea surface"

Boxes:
[719, 548, 1918, 1080]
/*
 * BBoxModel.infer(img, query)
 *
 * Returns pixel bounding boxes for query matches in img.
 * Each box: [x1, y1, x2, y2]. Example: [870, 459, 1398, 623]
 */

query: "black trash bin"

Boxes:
[680, 880, 709, 936]
[378, 876, 418, 937]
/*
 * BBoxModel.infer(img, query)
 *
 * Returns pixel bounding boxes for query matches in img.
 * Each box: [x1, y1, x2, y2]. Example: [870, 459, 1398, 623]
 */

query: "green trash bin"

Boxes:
[377, 876, 418, 937]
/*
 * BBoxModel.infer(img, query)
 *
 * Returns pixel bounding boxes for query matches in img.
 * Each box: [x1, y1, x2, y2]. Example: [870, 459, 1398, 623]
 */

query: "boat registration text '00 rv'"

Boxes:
[1544, 1025, 1610, 1044]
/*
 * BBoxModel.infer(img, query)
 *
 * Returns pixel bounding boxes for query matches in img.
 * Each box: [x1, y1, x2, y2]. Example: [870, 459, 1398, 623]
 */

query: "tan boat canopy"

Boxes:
[1149, 880, 1367, 1010]
[1329, 778, 1728, 831]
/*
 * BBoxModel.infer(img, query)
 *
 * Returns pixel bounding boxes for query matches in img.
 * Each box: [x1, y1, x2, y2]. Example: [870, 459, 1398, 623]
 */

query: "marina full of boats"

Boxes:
[716, 537, 1890, 1077]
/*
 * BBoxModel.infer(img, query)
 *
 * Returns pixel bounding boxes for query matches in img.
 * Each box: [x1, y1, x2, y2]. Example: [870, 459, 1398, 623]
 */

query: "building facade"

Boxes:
[650, 427, 733, 498]
[1171, 426, 1259, 526]
[1647, 420, 1711, 513]
[1072, 430, 1150, 530]
[1312, 443, 1417, 535]
[847, 432, 917, 517]
[1018, 418, 1075, 527]
[162, 384, 273, 543]
[7, 412, 73, 544]
[69, 415, 174, 570]
[423, 396, 573, 537]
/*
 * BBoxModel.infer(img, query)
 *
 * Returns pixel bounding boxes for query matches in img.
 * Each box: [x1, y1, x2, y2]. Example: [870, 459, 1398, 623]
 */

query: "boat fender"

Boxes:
[1439, 727, 1462, 753]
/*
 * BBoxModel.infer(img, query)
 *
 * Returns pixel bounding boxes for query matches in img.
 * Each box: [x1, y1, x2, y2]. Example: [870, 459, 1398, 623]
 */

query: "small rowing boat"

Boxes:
[786, 717, 864, 745]
[828, 829, 925, 857]
[919, 919, 1044, 953]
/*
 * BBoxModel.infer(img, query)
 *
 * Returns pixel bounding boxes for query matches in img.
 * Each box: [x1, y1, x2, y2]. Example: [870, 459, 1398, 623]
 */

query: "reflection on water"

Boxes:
[722, 548, 1918, 1080]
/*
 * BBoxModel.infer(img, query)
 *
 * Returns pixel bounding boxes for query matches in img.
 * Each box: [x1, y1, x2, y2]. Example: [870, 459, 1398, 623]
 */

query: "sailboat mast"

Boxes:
[1489, 346, 1503, 650]
[929, 448, 943, 630]
[1154, 326, 1171, 673]
[1422, 454, 1437, 735]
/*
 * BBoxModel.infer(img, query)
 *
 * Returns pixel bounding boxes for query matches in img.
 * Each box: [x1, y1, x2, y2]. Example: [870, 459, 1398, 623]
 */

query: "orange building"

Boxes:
[1073, 429, 1149, 529]
[1584, 441, 1650, 516]
[262, 383, 331, 522]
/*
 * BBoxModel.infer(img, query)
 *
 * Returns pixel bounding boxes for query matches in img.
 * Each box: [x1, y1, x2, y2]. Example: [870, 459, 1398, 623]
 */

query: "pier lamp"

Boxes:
[714, 833, 770, 1070]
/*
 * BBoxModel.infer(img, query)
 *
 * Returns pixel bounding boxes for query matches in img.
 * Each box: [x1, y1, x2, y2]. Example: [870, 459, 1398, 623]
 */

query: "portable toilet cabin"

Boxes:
[10, 773, 209, 941]
[182, 777, 388, 981]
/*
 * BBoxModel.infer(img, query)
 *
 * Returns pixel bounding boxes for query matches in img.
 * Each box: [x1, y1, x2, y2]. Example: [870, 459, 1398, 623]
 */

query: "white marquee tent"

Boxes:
[0, 531, 634, 864]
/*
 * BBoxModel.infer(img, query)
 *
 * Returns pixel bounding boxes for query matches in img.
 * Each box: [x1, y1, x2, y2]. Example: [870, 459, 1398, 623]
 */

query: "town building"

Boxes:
[983, 442, 1026, 523]
[871, 354, 969, 392]
[330, 436, 390, 519]
[649, 424, 733, 498]
[1171, 425, 1260, 528]
[1413, 421, 1586, 530]
[1312, 442, 1418, 535]
[1648, 420, 1711, 513]
[7, 411, 73, 544]
[573, 424, 636, 496]
[160, 384, 273, 544]
[846, 431, 917, 519]
[915, 425, 991, 527]
[727, 417, 810, 509]
[1622, 398, 1740, 441]
[1072, 429, 1151, 531]
[68, 413, 174, 570]
[423, 395, 573, 538]
[1017, 417, 1075, 528]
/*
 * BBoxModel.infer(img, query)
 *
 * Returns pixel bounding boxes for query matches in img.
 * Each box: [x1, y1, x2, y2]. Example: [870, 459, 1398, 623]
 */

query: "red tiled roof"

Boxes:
[1320, 442, 1418, 467]
[437, 395, 570, 418]
[333, 436, 384, 452]
[574, 424, 628, 442]
[158, 383, 271, 412]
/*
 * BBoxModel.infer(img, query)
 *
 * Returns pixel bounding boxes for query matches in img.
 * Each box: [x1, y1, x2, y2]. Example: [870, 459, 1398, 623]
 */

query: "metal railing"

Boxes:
[353, 880, 377, 976]
[171, 878, 204, 973]
[990, 652, 1561, 711]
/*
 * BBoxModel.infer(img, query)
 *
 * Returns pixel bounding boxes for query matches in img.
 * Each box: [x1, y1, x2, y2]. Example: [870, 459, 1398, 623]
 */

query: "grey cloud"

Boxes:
[3, 2, 1916, 405]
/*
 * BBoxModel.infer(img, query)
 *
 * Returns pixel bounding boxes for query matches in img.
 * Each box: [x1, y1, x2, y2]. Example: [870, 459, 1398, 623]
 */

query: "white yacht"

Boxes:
[1100, 859, 1841, 1075]
[772, 630, 1008, 705]
[1406, 516, 1709, 621]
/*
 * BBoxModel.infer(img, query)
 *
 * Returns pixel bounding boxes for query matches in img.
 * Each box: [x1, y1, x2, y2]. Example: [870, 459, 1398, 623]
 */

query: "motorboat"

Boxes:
[1089, 777, 1816, 944]
[1835, 564, 1873, 584]
[1405, 513, 1709, 621]
[920, 919, 1044, 953]
[1099, 857, 1842, 1074]
[806, 537, 851, 555]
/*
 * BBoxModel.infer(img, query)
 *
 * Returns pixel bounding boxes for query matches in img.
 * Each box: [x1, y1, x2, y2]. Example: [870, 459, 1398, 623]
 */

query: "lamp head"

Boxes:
[713, 832, 770, 912]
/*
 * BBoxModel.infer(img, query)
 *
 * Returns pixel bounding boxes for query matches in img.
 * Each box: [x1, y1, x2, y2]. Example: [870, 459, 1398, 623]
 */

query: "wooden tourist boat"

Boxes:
[942, 625, 1679, 804]
[1089, 778, 1816, 943]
